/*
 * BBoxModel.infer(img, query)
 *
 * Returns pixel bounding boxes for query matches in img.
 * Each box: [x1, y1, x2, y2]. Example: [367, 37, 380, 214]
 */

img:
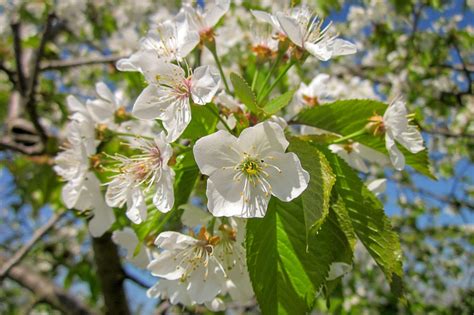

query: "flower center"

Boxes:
[241, 159, 262, 176]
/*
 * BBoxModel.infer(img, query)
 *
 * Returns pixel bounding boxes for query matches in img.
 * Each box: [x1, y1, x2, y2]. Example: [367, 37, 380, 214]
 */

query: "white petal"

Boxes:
[193, 130, 241, 175]
[204, 0, 230, 27]
[331, 38, 357, 56]
[147, 251, 186, 280]
[386, 132, 405, 171]
[305, 41, 333, 61]
[161, 99, 192, 142]
[396, 126, 425, 153]
[186, 263, 224, 303]
[116, 50, 156, 73]
[132, 85, 175, 120]
[67, 95, 87, 115]
[95, 82, 115, 103]
[126, 188, 147, 224]
[367, 178, 387, 196]
[191, 65, 221, 105]
[105, 176, 130, 208]
[153, 168, 175, 213]
[86, 99, 115, 123]
[154, 231, 198, 250]
[207, 175, 270, 218]
[265, 152, 310, 202]
[237, 121, 289, 156]
[251, 10, 279, 30]
[275, 13, 304, 46]
[383, 99, 408, 136]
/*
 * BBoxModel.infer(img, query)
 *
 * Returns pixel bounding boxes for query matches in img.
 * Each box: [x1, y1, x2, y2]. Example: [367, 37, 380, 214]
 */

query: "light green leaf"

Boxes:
[293, 99, 435, 179]
[246, 198, 353, 314]
[288, 137, 335, 237]
[319, 145, 403, 283]
[230, 73, 259, 114]
[264, 89, 296, 115]
[181, 104, 219, 140]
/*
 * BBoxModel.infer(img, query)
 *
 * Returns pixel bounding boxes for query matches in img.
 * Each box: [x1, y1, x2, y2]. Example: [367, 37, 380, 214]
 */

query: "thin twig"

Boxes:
[124, 270, 153, 289]
[41, 54, 125, 71]
[0, 211, 66, 279]
[0, 60, 17, 85]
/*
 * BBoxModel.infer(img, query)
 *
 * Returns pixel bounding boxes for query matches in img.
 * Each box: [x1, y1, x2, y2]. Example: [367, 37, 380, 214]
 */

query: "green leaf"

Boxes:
[264, 89, 296, 115]
[230, 73, 259, 114]
[246, 198, 353, 314]
[288, 137, 335, 237]
[293, 99, 435, 179]
[319, 145, 403, 283]
[181, 104, 219, 140]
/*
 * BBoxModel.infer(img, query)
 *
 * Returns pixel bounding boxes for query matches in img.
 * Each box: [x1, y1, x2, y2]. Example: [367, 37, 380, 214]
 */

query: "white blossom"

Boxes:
[177, 0, 230, 36]
[275, 6, 357, 61]
[329, 142, 388, 173]
[132, 60, 220, 141]
[54, 142, 115, 237]
[105, 134, 174, 224]
[193, 121, 309, 218]
[380, 99, 425, 170]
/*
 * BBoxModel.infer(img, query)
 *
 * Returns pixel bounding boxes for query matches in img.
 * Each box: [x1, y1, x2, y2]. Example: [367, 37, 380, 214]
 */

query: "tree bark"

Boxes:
[92, 233, 131, 315]
[2, 258, 96, 315]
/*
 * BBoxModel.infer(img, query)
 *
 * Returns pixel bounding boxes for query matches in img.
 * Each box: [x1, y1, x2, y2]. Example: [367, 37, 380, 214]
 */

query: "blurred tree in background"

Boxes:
[0, 0, 472, 314]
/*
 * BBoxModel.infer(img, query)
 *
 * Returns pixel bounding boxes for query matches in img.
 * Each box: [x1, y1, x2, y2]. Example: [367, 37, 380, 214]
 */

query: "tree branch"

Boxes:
[124, 270, 153, 289]
[0, 211, 66, 279]
[1, 257, 97, 315]
[10, 21, 27, 94]
[92, 233, 131, 315]
[24, 13, 57, 144]
[41, 54, 125, 71]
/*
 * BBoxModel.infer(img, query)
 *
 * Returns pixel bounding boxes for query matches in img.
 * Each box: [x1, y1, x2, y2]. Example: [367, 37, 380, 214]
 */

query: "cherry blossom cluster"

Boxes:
[54, 0, 424, 311]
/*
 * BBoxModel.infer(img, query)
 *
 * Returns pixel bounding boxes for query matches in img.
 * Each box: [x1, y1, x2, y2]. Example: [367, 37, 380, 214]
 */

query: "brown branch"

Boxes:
[92, 233, 131, 315]
[1, 257, 97, 315]
[0, 211, 66, 279]
[124, 270, 152, 289]
[41, 54, 125, 71]
[24, 13, 57, 144]
[10, 22, 27, 94]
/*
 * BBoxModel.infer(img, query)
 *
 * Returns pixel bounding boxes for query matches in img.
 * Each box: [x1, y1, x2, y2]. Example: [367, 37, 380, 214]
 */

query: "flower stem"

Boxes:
[257, 52, 284, 98]
[209, 47, 231, 94]
[258, 60, 296, 103]
[204, 104, 233, 134]
[331, 129, 367, 144]
[251, 66, 260, 91]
